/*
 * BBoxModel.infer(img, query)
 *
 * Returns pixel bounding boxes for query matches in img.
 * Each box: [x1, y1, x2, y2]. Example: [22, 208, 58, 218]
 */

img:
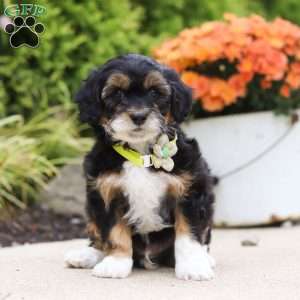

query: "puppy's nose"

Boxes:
[129, 112, 148, 126]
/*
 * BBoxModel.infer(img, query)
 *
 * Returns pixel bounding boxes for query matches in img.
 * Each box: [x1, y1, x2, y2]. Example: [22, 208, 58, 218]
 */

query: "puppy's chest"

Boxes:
[97, 162, 190, 234]
[121, 162, 170, 234]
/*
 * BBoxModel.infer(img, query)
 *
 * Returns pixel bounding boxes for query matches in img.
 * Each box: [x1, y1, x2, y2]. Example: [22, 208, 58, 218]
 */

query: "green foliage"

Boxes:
[0, 116, 56, 208]
[0, 0, 153, 118]
[0, 107, 92, 208]
[133, 0, 265, 37]
[262, 0, 300, 24]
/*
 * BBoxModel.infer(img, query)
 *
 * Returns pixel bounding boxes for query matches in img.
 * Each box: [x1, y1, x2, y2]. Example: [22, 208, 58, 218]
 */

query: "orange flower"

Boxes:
[201, 96, 225, 112]
[243, 40, 288, 80]
[291, 62, 300, 73]
[223, 44, 242, 61]
[181, 72, 210, 99]
[152, 14, 300, 112]
[238, 59, 253, 73]
[195, 76, 210, 98]
[228, 74, 249, 97]
[285, 62, 300, 89]
[210, 78, 236, 105]
[260, 79, 272, 90]
[280, 84, 291, 98]
[181, 71, 200, 86]
[286, 72, 300, 89]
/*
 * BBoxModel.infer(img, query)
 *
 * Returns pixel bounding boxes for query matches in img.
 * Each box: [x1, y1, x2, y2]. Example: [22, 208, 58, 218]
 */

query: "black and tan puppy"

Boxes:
[64, 54, 215, 280]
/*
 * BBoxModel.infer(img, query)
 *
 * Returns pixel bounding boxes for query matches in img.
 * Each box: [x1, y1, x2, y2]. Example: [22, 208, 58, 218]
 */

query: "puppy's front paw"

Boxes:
[64, 247, 104, 269]
[92, 256, 133, 279]
[175, 255, 214, 281]
[175, 236, 215, 281]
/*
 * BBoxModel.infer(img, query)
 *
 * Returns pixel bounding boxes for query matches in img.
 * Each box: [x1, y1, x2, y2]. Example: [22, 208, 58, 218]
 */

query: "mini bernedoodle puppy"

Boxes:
[64, 54, 215, 281]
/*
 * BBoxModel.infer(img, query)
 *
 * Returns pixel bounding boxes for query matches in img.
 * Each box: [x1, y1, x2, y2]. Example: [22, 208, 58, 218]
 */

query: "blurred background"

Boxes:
[0, 0, 299, 247]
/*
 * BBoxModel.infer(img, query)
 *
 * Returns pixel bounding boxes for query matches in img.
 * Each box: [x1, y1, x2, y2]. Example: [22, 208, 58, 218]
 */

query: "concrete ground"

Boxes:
[1, 227, 300, 300]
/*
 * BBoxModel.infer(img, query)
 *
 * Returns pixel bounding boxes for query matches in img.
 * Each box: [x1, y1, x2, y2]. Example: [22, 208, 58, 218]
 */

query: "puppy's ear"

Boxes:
[163, 68, 192, 123]
[75, 70, 104, 125]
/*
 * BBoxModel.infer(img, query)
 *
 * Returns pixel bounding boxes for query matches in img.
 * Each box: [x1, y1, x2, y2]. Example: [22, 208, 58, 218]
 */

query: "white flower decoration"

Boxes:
[152, 134, 178, 172]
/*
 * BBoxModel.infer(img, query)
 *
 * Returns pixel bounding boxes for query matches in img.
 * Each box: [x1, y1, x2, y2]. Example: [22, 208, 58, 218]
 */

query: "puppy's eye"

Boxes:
[102, 87, 123, 100]
[149, 88, 160, 98]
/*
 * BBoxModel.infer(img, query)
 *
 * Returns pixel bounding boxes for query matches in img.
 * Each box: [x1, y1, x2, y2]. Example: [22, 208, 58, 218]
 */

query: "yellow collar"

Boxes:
[112, 144, 153, 167]
[112, 133, 178, 171]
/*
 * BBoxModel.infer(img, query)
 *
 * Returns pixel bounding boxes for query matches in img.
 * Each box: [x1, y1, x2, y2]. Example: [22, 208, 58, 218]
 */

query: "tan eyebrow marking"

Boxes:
[101, 73, 130, 99]
[144, 71, 171, 96]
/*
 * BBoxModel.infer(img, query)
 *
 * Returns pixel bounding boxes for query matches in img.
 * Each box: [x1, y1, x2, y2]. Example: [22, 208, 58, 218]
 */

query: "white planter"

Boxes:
[183, 110, 300, 227]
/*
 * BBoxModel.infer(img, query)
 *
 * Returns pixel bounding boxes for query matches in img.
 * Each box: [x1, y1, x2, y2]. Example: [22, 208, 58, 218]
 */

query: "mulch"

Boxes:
[0, 205, 87, 248]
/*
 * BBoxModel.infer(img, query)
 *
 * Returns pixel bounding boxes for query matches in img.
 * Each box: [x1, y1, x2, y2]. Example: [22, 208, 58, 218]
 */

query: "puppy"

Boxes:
[64, 54, 215, 280]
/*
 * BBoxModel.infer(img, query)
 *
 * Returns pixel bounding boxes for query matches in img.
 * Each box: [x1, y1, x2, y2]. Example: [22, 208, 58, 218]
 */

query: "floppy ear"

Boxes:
[75, 70, 104, 125]
[163, 68, 192, 123]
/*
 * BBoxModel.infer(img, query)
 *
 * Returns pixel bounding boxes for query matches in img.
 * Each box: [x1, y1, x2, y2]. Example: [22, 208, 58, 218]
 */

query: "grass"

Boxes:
[0, 108, 92, 209]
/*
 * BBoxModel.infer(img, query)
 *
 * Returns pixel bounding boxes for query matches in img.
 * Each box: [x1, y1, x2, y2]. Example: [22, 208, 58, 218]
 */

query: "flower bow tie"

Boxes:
[151, 134, 178, 172]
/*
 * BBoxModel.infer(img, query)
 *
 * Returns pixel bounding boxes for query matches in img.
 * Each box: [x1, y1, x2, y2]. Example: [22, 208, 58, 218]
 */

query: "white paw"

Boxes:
[175, 236, 215, 281]
[175, 256, 215, 281]
[64, 247, 104, 269]
[203, 245, 217, 268]
[207, 253, 216, 269]
[92, 256, 133, 279]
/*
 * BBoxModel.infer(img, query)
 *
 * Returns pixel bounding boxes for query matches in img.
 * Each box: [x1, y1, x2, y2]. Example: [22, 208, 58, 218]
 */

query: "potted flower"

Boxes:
[153, 14, 300, 226]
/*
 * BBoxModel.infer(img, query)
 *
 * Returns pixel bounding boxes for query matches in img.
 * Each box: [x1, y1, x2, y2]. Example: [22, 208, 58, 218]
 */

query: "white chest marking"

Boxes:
[121, 162, 170, 234]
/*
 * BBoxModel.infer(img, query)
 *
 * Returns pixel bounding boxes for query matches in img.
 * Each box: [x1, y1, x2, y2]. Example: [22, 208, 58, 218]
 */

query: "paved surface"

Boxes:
[1, 227, 300, 300]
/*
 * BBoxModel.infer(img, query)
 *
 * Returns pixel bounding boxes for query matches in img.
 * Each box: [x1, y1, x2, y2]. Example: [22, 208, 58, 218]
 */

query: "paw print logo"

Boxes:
[4, 16, 45, 48]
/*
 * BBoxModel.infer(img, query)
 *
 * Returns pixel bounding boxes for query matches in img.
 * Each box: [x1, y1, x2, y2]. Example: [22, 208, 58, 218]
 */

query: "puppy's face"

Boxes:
[101, 71, 171, 144]
[76, 54, 192, 144]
